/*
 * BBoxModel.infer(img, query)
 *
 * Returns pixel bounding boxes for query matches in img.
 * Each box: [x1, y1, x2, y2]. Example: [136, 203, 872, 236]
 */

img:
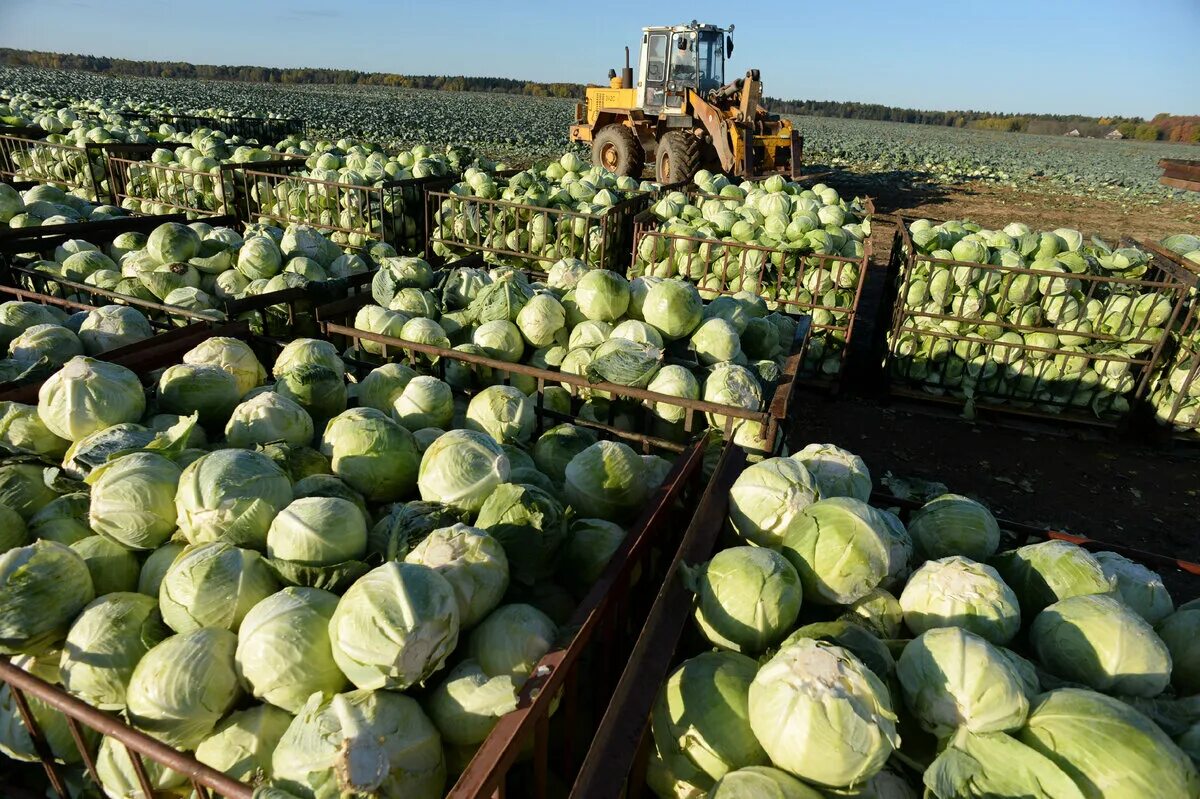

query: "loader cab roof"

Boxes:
[642, 22, 731, 35]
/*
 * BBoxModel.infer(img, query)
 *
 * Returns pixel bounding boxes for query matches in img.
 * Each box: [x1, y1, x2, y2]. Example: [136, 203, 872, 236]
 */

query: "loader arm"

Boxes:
[688, 90, 737, 174]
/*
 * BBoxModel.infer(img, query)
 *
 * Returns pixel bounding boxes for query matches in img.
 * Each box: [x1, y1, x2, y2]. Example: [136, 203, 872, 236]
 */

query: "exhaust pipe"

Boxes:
[621, 46, 633, 89]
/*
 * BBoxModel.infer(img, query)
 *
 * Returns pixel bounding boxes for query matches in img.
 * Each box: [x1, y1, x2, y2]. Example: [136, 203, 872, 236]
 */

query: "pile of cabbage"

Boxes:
[247, 140, 489, 252]
[0, 332, 679, 798]
[10, 219, 382, 332]
[1147, 233, 1200, 434]
[632, 172, 870, 378]
[649, 441, 1200, 799]
[430, 152, 657, 270]
[0, 182, 126, 229]
[355, 254, 801, 452]
[890, 218, 1185, 420]
[0, 299, 154, 385]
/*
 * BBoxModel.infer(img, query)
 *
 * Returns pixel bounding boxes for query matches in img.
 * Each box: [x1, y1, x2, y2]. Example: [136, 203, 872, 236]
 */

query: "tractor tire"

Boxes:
[592, 125, 645, 178]
[655, 131, 701, 185]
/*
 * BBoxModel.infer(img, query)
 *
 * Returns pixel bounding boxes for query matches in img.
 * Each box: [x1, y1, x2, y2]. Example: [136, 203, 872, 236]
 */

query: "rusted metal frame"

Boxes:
[893, 318, 1157, 367]
[0, 658, 253, 799]
[0, 135, 97, 198]
[8, 682, 70, 797]
[448, 440, 708, 798]
[239, 168, 389, 242]
[224, 268, 375, 318]
[108, 157, 225, 217]
[570, 442, 746, 799]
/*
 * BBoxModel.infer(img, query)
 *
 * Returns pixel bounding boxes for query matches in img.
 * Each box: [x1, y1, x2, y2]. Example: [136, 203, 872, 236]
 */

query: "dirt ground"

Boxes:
[787, 172, 1200, 570]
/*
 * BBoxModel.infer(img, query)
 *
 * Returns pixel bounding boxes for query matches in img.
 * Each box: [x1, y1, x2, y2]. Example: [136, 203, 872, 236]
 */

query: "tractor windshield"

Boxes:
[697, 31, 725, 92]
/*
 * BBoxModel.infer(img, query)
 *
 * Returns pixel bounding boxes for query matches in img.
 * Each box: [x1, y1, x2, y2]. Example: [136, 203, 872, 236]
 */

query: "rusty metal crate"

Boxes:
[235, 167, 440, 252]
[316, 292, 811, 455]
[426, 181, 654, 272]
[1140, 239, 1200, 439]
[0, 132, 109, 202]
[570, 441, 1200, 799]
[628, 202, 873, 389]
[0, 284, 217, 403]
[155, 113, 305, 144]
[105, 146, 305, 220]
[0, 317, 714, 799]
[885, 218, 1196, 428]
[0, 213, 234, 328]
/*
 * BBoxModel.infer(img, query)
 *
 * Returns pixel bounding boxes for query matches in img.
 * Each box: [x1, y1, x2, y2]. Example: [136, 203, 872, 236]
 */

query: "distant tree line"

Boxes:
[3, 48, 1196, 143]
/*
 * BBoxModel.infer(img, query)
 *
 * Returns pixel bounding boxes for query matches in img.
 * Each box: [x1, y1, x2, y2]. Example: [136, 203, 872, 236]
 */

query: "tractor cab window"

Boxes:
[669, 33, 698, 86]
[697, 32, 725, 92]
[646, 34, 667, 82]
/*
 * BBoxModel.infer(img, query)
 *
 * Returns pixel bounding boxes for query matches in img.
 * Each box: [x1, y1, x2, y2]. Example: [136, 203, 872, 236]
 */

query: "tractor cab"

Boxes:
[637, 22, 733, 117]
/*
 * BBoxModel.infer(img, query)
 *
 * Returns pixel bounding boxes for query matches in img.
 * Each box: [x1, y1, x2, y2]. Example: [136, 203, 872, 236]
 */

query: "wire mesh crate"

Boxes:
[628, 202, 873, 388]
[235, 167, 438, 252]
[885, 218, 1196, 427]
[426, 181, 654, 272]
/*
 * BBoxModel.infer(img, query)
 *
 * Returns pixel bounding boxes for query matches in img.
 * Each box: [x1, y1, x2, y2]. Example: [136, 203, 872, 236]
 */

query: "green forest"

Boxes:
[3, 48, 1196, 143]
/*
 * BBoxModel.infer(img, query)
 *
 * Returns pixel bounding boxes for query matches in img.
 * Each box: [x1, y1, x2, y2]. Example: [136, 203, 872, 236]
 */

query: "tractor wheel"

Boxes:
[592, 125, 645, 177]
[655, 131, 700, 185]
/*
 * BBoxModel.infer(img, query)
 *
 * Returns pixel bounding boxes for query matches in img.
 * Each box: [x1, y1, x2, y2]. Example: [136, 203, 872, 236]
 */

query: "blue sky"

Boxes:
[1, 0, 1197, 118]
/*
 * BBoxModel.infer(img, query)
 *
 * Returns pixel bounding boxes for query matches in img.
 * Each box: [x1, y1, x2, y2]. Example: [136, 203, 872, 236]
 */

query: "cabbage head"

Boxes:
[556, 517, 626, 592]
[464, 388, 534, 444]
[653, 652, 768, 793]
[71, 535, 140, 595]
[328, 561, 459, 690]
[1018, 688, 1200, 799]
[418, 429, 510, 514]
[27, 493, 89, 546]
[88, 452, 181, 550]
[531, 423, 597, 484]
[727, 457, 821, 548]
[194, 704, 292, 784]
[37, 356, 145, 441]
[780, 498, 891, 605]
[575, 269, 630, 321]
[792, 443, 871, 502]
[425, 658, 520, 747]
[1031, 593, 1171, 697]
[392, 376, 454, 431]
[159, 542, 279, 633]
[183, 336, 267, 396]
[125, 628, 242, 749]
[405, 524, 509, 628]
[0, 540, 94, 655]
[320, 408, 419, 502]
[897, 627, 1029, 738]
[272, 689, 446, 799]
[564, 440, 649, 522]
[176, 449, 294, 550]
[60, 592, 168, 710]
[235, 586, 347, 713]
[690, 546, 802, 655]
[705, 766, 821, 799]
[77, 305, 153, 355]
[475, 483, 568, 586]
[899, 556, 1021, 644]
[642, 279, 703, 340]
[1094, 550, 1174, 625]
[355, 362, 417, 413]
[226, 392, 314, 448]
[908, 494, 1000, 562]
[749, 640, 898, 788]
[0, 401, 69, 459]
[991, 540, 1113, 619]
[468, 603, 557, 682]
[267, 496, 368, 566]
[924, 728, 1085, 799]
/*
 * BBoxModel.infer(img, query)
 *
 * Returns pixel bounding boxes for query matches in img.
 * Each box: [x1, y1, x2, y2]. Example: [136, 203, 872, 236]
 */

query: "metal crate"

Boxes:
[426, 182, 654, 272]
[317, 293, 811, 455]
[629, 202, 873, 388]
[570, 442, 1200, 798]
[235, 167, 439, 252]
[885, 218, 1196, 428]
[0, 132, 109, 202]
[0, 319, 713, 799]
[154, 114, 305, 144]
[1141, 240, 1200, 439]
[105, 146, 305, 220]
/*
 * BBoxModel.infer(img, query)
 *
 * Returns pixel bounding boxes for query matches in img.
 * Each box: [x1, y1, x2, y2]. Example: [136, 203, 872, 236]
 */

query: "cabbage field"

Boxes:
[4, 65, 1198, 203]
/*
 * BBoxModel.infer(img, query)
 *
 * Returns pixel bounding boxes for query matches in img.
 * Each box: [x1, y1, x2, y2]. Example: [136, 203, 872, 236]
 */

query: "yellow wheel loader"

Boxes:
[568, 22, 801, 184]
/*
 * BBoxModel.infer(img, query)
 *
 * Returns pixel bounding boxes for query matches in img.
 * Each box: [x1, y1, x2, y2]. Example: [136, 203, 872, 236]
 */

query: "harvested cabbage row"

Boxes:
[430, 151, 657, 271]
[631, 171, 870, 379]
[888, 218, 1191, 422]
[348, 253, 803, 453]
[0, 181, 126, 229]
[0, 328, 686, 798]
[645, 441, 1200, 799]
[0, 299, 154, 389]
[6, 219, 386, 334]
